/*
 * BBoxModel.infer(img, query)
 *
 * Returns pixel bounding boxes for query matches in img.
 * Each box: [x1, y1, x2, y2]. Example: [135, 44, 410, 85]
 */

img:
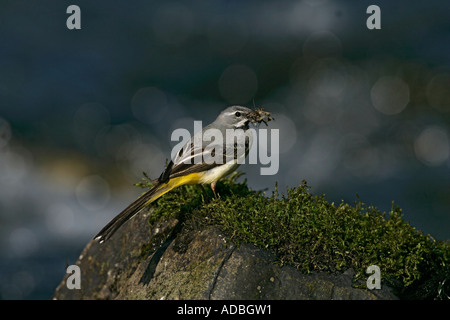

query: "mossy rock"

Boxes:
[53, 173, 450, 300]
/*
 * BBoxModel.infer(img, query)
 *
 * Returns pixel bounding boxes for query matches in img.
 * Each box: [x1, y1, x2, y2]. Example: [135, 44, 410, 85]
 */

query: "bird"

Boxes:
[94, 105, 273, 243]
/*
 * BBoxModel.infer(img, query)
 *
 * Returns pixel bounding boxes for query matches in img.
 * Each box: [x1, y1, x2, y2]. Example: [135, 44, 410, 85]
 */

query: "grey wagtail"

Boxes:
[94, 106, 273, 243]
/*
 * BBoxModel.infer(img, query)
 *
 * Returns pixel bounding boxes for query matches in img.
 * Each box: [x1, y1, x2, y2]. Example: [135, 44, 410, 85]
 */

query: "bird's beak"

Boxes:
[247, 108, 274, 126]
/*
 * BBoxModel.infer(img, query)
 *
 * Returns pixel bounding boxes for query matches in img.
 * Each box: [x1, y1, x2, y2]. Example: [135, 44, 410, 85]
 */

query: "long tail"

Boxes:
[94, 179, 181, 243]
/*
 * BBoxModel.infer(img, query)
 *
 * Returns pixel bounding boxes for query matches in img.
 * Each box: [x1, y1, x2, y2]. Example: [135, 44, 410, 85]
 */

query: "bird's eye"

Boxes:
[235, 112, 241, 117]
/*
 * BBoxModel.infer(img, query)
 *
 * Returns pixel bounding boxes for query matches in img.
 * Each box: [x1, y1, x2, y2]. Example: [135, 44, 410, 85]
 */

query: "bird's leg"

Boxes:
[197, 184, 210, 202]
[210, 181, 218, 198]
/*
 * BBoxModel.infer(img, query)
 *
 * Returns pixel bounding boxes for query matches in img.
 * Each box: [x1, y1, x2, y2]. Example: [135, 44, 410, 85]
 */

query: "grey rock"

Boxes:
[53, 210, 398, 300]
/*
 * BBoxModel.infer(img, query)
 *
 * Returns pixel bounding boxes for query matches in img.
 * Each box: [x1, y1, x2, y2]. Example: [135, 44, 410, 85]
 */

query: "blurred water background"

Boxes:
[0, 0, 449, 299]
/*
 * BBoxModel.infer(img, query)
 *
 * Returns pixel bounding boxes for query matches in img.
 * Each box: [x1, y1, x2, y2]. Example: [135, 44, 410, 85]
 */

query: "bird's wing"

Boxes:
[159, 136, 250, 182]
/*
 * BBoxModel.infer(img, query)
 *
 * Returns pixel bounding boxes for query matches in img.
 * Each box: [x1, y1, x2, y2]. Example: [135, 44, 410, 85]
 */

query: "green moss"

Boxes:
[137, 172, 450, 300]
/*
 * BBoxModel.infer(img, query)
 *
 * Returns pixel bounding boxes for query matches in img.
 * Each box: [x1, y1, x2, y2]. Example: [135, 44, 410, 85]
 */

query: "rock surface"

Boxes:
[53, 208, 398, 300]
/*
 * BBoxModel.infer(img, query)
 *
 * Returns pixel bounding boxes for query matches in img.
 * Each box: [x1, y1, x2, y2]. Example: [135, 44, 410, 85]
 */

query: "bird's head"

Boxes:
[215, 105, 273, 130]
